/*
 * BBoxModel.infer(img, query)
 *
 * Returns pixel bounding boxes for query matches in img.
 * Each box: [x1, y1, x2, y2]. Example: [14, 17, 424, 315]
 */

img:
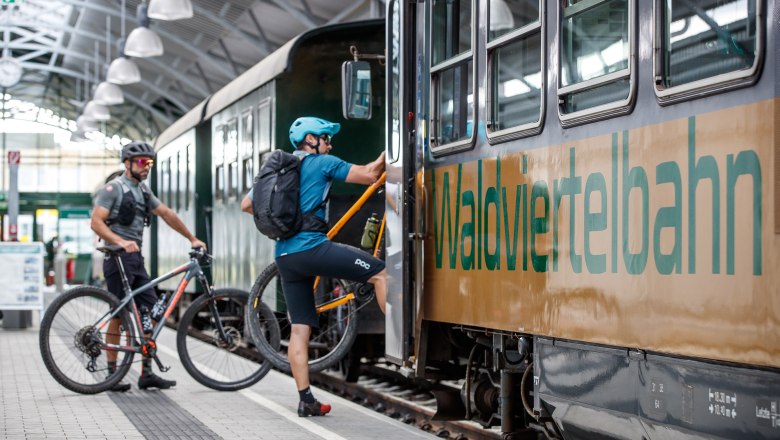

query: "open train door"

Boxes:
[383, 0, 418, 366]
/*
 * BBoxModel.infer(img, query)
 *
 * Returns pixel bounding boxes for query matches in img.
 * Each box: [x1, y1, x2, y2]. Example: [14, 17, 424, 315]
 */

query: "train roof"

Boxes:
[153, 19, 383, 150]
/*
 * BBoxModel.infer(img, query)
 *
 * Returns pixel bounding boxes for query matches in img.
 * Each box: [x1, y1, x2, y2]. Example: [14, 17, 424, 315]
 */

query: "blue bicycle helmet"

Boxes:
[288, 117, 341, 148]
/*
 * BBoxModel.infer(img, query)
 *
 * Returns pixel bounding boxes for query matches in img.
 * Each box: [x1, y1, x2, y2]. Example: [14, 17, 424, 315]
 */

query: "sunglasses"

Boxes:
[133, 158, 154, 168]
[318, 134, 332, 145]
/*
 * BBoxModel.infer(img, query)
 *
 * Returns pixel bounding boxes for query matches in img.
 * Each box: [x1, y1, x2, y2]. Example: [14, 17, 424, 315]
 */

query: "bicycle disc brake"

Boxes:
[212, 326, 241, 352]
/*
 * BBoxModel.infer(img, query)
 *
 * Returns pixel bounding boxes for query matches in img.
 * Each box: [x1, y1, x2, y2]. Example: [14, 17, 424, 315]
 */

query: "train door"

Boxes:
[384, 0, 418, 366]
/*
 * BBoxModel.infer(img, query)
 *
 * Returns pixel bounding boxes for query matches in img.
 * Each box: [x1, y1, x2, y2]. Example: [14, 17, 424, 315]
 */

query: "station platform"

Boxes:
[0, 310, 436, 439]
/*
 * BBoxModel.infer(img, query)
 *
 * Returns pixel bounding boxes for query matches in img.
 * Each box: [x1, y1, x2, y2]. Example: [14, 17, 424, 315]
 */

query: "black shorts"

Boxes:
[103, 252, 157, 311]
[276, 241, 385, 328]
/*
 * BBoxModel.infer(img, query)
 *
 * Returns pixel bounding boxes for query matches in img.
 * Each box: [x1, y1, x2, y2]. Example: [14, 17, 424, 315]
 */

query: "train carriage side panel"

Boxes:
[415, 0, 779, 375]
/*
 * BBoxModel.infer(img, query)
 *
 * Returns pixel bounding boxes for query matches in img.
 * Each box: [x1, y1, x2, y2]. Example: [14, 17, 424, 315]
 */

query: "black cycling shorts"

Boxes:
[276, 241, 385, 328]
[103, 251, 157, 311]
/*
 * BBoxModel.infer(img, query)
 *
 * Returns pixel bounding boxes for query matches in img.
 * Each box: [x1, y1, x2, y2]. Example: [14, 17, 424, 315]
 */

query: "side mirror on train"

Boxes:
[341, 60, 372, 120]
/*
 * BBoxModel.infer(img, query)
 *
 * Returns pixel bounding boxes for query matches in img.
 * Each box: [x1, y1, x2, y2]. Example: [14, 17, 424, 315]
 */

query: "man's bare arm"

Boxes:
[346, 151, 385, 185]
[90, 206, 140, 253]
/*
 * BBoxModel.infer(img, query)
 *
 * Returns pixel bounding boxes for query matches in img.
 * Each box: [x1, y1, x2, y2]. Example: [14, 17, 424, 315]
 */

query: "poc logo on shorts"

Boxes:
[354, 258, 371, 270]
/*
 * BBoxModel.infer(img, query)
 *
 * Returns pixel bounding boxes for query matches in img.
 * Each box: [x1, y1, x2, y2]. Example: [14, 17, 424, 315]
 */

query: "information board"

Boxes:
[0, 242, 44, 310]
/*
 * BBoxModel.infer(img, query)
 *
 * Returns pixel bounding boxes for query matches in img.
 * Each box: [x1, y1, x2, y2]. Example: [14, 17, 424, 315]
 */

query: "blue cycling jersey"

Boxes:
[246, 151, 351, 257]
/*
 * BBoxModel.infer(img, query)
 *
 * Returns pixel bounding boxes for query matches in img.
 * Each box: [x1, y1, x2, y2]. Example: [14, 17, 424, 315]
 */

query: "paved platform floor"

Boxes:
[0, 321, 436, 439]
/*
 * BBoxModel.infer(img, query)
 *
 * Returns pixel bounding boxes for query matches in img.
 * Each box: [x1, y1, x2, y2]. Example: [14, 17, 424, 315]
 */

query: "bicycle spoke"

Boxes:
[177, 289, 272, 391]
[246, 263, 359, 374]
[39, 287, 135, 394]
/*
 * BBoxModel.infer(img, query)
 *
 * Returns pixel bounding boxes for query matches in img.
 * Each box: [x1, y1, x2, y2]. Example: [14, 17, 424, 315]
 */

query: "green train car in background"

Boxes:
[148, 20, 386, 369]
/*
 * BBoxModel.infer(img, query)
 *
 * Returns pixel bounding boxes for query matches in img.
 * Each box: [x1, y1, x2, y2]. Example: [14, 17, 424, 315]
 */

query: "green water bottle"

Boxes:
[361, 213, 380, 249]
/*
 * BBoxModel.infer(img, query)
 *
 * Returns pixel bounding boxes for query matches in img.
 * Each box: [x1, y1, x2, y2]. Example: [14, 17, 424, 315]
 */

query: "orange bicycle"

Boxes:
[245, 172, 386, 374]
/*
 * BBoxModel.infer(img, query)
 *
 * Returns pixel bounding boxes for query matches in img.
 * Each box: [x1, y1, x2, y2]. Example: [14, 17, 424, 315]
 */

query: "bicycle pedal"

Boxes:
[152, 355, 171, 373]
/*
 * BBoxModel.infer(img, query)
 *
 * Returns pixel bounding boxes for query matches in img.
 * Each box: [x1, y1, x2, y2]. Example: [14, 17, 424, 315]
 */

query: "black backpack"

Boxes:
[251, 150, 328, 240]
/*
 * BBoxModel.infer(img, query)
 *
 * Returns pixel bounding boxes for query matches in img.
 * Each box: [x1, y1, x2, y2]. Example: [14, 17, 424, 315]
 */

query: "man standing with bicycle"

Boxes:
[241, 116, 386, 416]
[91, 140, 207, 392]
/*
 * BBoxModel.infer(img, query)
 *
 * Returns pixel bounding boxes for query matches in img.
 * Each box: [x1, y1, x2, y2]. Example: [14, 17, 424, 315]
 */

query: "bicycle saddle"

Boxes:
[96, 244, 125, 255]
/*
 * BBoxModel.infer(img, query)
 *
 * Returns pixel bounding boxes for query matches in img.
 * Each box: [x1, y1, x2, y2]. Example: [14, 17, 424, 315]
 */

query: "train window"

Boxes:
[160, 158, 169, 205]
[169, 153, 177, 211]
[215, 165, 224, 201]
[243, 158, 253, 193]
[487, 0, 544, 141]
[228, 161, 238, 199]
[179, 148, 187, 211]
[558, 0, 635, 126]
[214, 125, 226, 201]
[489, 0, 539, 40]
[387, 0, 401, 163]
[654, 0, 762, 103]
[430, 0, 476, 154]
[241, 110, 254, 190]
[185, 144, 192, 210]
[257, 99, 272, 154]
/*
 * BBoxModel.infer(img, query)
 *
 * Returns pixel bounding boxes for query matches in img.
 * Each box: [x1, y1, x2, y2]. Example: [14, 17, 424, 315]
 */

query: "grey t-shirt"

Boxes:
[94, 174, 161, 245]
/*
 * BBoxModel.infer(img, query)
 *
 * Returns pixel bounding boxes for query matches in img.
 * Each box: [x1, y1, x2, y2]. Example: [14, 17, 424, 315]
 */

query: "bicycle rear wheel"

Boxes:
[245, 263, 359, 374]
[39, 286, 135, 394]
[177, 288, 279, 391]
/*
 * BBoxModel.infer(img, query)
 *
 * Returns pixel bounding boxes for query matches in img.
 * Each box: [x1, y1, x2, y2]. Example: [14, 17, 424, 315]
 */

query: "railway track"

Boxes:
[311, 363, 536, 440]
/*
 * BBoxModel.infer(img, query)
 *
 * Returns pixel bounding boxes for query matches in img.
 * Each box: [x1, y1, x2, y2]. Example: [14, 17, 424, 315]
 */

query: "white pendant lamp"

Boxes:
[124, 3, 164, 58]
[107, 55, 141, 84]
[148, 0, 193, 20]
[76, 116, 98, 132]
[84, 101, 111, 121]
[93, 81, 125, 105]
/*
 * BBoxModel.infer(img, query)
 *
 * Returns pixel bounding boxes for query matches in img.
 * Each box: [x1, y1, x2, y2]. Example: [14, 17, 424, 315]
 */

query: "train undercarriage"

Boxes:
[414, 321, 780, 440]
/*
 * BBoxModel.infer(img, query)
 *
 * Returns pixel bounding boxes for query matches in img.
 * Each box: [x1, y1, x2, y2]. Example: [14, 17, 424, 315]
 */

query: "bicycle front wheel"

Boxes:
[177, 288, 279, 391]
[39, 286, 135, 394]
[245, 263, 359, 374]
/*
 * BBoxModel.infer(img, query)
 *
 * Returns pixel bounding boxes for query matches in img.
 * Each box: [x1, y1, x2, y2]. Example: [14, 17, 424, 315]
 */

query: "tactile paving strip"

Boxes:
[108, 373, 221, 440]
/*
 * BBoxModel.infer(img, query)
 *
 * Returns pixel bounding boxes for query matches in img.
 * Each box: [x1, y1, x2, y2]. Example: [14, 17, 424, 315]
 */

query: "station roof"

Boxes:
[0, 0, 384, 143]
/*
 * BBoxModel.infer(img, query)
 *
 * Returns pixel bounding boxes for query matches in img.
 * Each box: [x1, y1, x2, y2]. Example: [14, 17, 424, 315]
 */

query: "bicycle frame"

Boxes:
[94, 253, 221, 354]
[313, 172, 387, 313]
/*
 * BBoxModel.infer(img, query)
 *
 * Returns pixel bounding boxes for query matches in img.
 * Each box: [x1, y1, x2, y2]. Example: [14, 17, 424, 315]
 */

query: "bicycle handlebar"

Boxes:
[188, 247, 212, 265]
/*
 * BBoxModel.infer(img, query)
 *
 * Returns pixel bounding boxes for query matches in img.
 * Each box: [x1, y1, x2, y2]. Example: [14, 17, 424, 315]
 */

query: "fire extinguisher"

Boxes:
[66, 259, 75, 283]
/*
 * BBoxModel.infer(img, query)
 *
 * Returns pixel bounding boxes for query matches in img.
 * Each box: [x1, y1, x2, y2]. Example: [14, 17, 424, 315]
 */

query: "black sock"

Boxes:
[142, 359, 153, 377]
[107, 361, 117, 374]
[299, 387, 315, 404]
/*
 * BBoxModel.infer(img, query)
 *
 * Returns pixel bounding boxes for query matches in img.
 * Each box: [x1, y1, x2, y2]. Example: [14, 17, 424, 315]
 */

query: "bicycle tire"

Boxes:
[39, 286, 135, 394]
[245, 263, 359, 374]
[176, 288, 279, 391]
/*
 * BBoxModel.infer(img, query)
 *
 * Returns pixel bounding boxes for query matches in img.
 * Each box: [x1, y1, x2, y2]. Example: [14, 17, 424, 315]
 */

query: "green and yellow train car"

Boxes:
[377, 0, 780, 438]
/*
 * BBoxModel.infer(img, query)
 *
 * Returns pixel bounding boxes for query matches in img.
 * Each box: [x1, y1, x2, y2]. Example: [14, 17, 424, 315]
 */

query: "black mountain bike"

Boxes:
[39, 245, 279, 394]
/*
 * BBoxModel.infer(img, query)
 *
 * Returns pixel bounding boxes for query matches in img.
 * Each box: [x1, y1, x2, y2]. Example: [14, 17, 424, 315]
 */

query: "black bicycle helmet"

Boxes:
[121, 141, 155, 162]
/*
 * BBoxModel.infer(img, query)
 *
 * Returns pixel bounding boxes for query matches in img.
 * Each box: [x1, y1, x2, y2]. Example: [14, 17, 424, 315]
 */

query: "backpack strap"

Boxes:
[104, 179, 130, 226]
[139, 183, 153, 227]
[299, 154, 330, 233]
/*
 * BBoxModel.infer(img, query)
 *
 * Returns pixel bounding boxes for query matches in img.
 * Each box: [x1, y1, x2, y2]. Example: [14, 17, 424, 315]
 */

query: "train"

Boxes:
[148, 19, 387, 377]
[147, 1, 780, 438]
[364, 0, 779, 438]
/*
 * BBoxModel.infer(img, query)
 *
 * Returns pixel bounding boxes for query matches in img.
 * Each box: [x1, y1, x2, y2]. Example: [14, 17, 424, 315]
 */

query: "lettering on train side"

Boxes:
[431, 117, 763, 275]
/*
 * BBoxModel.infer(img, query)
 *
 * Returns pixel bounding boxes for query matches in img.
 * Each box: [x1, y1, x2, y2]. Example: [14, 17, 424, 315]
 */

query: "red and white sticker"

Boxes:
[7, 150, 20, 165]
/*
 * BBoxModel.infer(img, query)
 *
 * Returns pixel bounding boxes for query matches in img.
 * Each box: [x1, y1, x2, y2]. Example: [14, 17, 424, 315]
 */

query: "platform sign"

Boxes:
[0, 242, 44, 311]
